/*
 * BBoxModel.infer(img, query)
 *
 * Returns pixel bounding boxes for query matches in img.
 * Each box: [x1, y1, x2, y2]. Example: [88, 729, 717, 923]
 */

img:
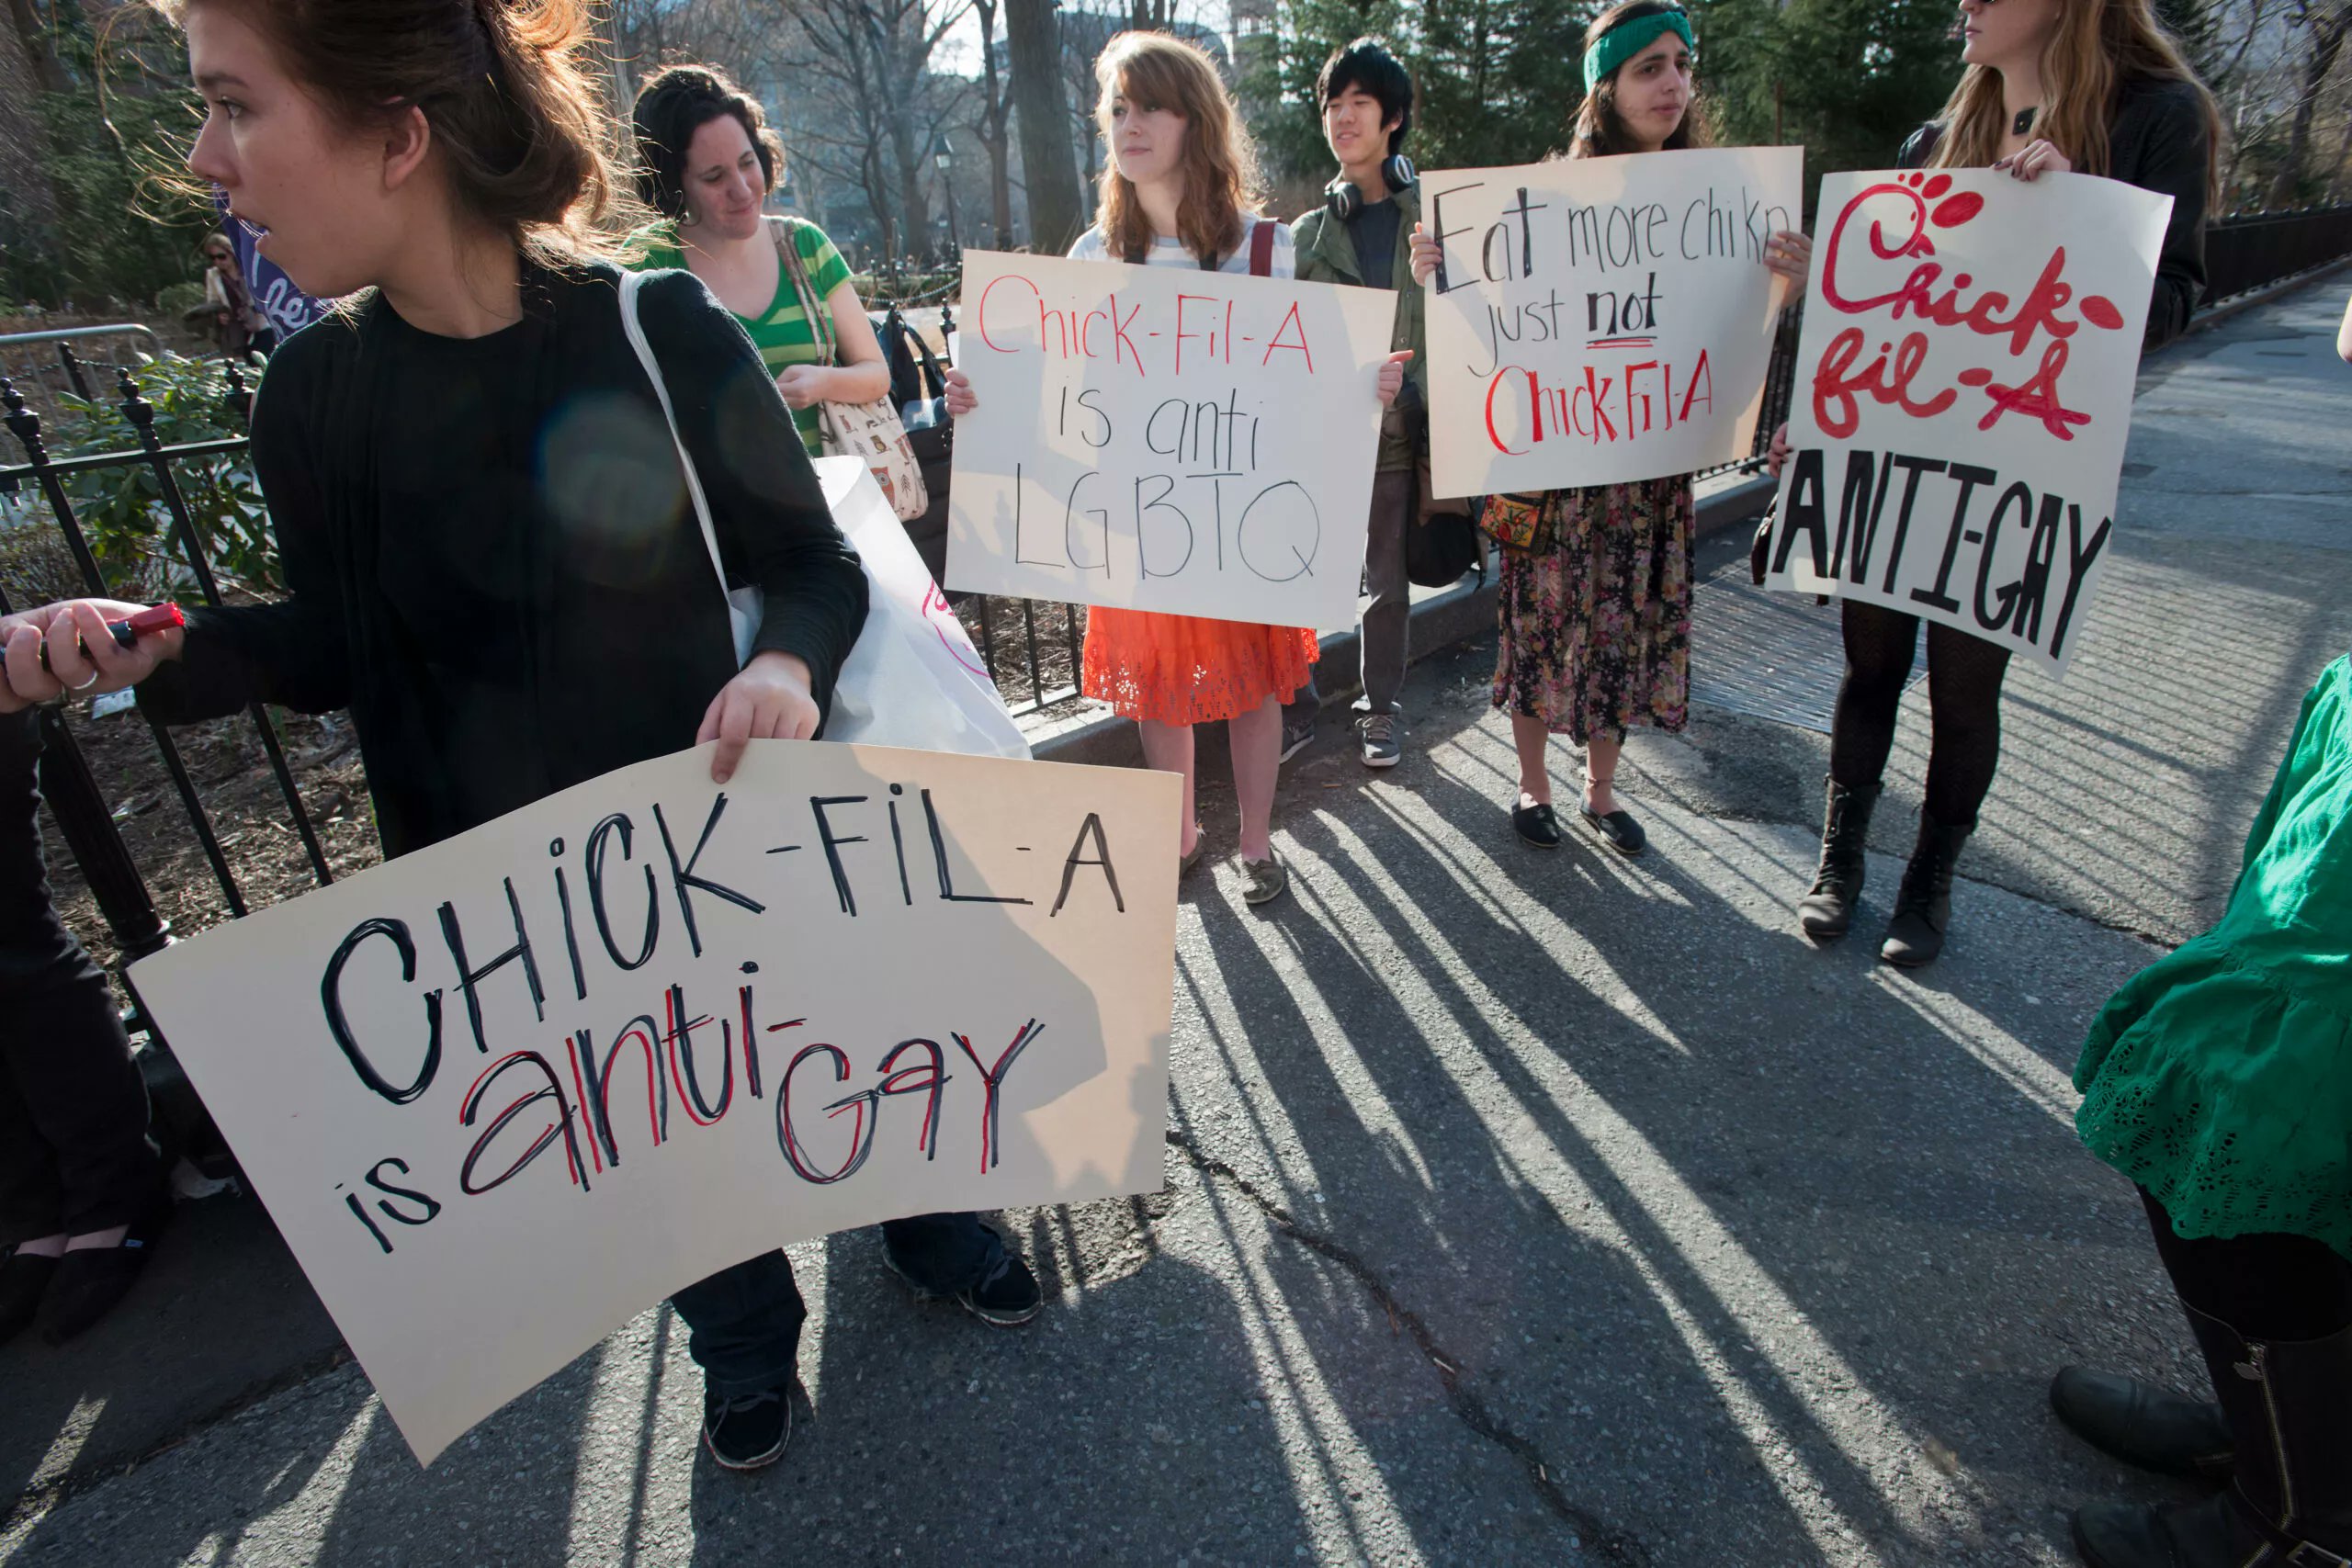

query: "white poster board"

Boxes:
[129, 743, 1180, 1465]
[1758, 169, 2171, 677]
[1421, 146, 1804, 497]
[944, 249, 1397, 629]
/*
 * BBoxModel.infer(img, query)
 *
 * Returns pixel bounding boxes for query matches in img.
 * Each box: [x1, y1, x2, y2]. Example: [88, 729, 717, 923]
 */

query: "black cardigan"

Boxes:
[1900, 74, 2213, 351]
[141, 262, 869, 859]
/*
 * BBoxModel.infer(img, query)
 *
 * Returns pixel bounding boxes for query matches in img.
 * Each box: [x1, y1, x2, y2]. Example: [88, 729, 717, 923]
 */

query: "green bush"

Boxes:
[44, 353, 276, 603]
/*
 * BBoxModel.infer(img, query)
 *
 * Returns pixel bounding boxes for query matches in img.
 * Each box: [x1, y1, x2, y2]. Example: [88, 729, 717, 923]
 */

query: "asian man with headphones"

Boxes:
[1282, 37, 1428, 772]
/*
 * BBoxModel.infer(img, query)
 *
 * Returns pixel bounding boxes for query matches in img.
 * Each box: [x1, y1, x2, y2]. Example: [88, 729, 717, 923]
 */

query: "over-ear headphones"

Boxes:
[1325, 153, 1417, 220]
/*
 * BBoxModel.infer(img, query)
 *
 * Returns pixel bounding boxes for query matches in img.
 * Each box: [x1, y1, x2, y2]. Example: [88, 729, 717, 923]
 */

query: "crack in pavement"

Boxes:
[1164, 1130, 1652, 1566]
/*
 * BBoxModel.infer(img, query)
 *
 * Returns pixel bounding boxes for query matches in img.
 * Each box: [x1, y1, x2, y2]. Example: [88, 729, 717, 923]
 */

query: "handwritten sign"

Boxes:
[1760, 170, 2170, 677]
[1421, 147, 1803, 497]
[945, 250, 1397, 629]
[128, 743, 1180, 1464]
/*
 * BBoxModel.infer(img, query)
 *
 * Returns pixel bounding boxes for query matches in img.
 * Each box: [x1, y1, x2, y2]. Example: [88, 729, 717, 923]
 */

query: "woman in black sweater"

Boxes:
[1770, 0, 2219, 970]
[0, 0, 1031, 1475]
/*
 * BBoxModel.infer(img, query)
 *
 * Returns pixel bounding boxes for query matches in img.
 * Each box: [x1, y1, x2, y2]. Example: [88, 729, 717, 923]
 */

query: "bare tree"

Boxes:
[783, 0, 970, 272]
[971, 0, 1016, 245]
[2270, 0, 2352, 204]
[1006, 0, 1085, 252]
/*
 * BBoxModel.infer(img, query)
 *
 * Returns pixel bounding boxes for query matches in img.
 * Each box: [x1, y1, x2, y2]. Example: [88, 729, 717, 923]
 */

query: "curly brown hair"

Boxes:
[630, 63, 787, 223]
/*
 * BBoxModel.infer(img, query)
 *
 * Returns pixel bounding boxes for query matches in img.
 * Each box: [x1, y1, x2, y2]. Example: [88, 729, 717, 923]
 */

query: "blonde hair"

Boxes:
[1091, 31, 1263, 266]
[1927, 0, 2221, 198]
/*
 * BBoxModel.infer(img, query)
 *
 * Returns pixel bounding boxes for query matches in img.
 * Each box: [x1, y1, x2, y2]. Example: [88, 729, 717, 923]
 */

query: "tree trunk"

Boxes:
[1006, 0, 1084, 254]
[7, 0, 68, 93]
[2269, 5, 2350, 206]
[976, 0, 1015, 246]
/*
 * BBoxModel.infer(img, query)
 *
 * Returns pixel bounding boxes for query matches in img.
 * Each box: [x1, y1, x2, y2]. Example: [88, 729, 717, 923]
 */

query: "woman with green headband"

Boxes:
[1410, 0, 1807, 857]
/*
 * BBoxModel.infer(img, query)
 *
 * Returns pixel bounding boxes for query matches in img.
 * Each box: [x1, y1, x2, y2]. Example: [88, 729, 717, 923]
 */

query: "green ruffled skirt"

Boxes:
[2075, 655, 2352, 1262]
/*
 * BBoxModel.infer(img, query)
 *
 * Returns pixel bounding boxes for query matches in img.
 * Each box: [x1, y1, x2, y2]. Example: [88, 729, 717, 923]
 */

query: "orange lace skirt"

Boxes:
[1080, 607, 1317, 726]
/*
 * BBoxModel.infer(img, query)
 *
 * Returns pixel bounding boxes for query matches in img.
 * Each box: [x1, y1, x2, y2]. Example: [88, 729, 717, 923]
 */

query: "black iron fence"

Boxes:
[6, 200, 2350, 985]
[2204, 205, 2352, 306]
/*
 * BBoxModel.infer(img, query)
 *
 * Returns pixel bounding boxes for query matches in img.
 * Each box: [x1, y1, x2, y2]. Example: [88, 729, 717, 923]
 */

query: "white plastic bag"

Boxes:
[619, 273, 1029, 761]
[812, 457, 1032, 760]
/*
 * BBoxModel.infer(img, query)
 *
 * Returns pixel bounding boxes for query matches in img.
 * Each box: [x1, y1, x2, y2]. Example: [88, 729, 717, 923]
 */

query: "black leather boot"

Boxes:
[1879, 813, 1971, 968]
[2050, 1366, 2233, 1482]
[1796, 777, 1880, 941]
[2072, 1308, 2352, 1567]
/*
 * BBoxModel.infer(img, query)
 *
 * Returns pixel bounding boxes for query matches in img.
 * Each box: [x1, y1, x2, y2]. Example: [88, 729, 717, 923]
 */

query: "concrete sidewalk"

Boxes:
[4, 277, 2347, 1567]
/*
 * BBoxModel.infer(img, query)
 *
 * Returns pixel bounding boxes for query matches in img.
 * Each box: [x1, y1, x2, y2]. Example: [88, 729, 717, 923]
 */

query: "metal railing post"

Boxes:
[0, 377, 249, 916]
[0, 584, 172, 963]
[114, 367, 333, 886]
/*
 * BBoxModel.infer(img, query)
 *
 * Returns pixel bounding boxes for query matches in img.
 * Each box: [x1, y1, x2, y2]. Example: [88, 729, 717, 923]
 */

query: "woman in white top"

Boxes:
[1051, 31, 1399, 908]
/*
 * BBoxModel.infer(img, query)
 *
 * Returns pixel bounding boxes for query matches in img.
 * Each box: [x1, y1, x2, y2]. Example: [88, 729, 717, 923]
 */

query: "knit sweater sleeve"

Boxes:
[2110, 79, 2211, 354]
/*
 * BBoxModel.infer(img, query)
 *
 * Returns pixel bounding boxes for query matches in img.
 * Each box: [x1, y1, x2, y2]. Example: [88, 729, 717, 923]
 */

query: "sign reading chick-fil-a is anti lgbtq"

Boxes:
[1759, 169, 2171, 678]
[128, 742, 1180, 1466]
[1420, 146, 1804, 498]
[945, 250, 1398, 630]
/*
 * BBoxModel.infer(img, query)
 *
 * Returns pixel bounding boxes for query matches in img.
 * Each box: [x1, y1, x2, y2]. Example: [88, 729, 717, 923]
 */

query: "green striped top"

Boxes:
[624, 217, 854, 457]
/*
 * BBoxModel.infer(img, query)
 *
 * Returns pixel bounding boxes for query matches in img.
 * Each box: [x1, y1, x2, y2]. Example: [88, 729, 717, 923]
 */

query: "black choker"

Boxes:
[2013, 106, 2038, 137]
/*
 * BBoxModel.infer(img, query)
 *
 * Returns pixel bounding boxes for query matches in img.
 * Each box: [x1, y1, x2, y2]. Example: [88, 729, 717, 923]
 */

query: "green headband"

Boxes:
[1583, 10, 1695, 92]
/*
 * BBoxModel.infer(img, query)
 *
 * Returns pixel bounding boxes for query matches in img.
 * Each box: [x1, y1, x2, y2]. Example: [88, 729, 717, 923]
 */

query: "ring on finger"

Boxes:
[68, 669, 102, 692]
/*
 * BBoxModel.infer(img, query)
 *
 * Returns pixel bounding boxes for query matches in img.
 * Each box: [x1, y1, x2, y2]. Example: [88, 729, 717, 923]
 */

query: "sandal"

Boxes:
[1238, 852, 1288, 907]
[1179, 824, 1206, 878]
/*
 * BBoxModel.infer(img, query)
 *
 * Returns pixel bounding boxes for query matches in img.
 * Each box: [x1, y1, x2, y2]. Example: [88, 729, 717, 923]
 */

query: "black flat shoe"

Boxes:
[37, 1198, 169, 1346]
[0, 1250, 60, 1347]
[1579, 805, 1646, 857]
[1512, 801, 1563, 849]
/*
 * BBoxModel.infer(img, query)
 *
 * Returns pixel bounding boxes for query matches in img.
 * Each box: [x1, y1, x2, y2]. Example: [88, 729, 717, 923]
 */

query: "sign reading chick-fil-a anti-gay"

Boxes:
[1420, 146, 1804, 498]
[1760, 170, 2171, 678]
[127, 743, 1180, 1466]
[945, 250, 1397, 630]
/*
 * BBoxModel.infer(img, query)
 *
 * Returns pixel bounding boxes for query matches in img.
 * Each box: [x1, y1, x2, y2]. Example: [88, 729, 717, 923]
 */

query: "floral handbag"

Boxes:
[771, 218, 931, 523]
[1476, 491, 1555, 553]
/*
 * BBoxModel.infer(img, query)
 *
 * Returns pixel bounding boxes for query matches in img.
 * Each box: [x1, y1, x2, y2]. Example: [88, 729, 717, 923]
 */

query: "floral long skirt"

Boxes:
[1493, 476, 1695, 745]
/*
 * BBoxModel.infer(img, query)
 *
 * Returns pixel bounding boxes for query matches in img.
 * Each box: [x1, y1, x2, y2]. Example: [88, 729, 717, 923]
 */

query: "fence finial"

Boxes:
[1, 378, 48, 464]
[116, 367, 156, 434]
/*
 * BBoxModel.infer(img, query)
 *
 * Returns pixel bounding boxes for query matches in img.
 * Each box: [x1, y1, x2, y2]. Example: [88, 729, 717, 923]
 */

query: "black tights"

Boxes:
[2143, 1190, 2352, 1343]
[1829, 602, 2014, 829]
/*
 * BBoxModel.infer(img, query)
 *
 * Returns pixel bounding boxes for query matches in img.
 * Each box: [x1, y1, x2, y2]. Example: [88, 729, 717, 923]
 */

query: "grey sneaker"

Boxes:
[1278, 720, 1315, 764]
[1357, 712, 1401, 768]
[1239, 852, 1288, 907]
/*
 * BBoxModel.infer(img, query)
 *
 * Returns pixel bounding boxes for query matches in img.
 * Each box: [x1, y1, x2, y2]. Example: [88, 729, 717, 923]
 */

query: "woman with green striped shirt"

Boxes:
[626, 65, 891, 457]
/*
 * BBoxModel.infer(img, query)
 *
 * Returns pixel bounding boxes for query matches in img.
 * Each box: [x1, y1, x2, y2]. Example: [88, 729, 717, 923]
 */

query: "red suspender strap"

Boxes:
[1249, 218, 1275, 276]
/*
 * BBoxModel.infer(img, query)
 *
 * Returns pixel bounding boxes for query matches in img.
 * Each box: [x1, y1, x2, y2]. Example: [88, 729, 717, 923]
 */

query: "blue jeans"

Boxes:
[669, 1212, 1004, 1396]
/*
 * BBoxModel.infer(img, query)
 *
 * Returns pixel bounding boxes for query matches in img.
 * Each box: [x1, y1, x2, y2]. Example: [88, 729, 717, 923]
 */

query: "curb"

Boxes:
[1027, 468, 1781, 767]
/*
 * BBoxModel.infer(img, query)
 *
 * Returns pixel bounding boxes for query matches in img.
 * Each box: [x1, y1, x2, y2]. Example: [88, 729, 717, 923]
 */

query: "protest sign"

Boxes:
[1420, 147, 1803, 497]
[1758, 170, 2170, 678]
[944, 249, 1397, 629]
[128, 743, 1180, 1464]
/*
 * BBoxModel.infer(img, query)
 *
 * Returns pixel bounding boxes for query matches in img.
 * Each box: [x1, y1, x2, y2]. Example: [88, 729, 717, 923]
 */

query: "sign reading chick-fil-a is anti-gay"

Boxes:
[1420, 146, 1804, 498]
[945, 250, 1398, 630]
[128, 743, 1180, 1466]
[1760, 169, 2171, 678]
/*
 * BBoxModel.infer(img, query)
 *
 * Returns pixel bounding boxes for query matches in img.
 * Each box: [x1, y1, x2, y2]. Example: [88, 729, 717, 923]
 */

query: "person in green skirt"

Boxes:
[2052, 654, 2352, 1568]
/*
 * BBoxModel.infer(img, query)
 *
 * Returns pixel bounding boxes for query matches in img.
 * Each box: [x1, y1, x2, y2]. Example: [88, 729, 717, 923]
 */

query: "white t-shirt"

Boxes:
[1068, 219, 1295, 279]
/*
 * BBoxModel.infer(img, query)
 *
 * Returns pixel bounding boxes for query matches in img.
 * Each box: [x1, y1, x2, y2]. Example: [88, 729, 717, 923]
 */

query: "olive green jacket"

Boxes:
[1290, 179, 1424, 473]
